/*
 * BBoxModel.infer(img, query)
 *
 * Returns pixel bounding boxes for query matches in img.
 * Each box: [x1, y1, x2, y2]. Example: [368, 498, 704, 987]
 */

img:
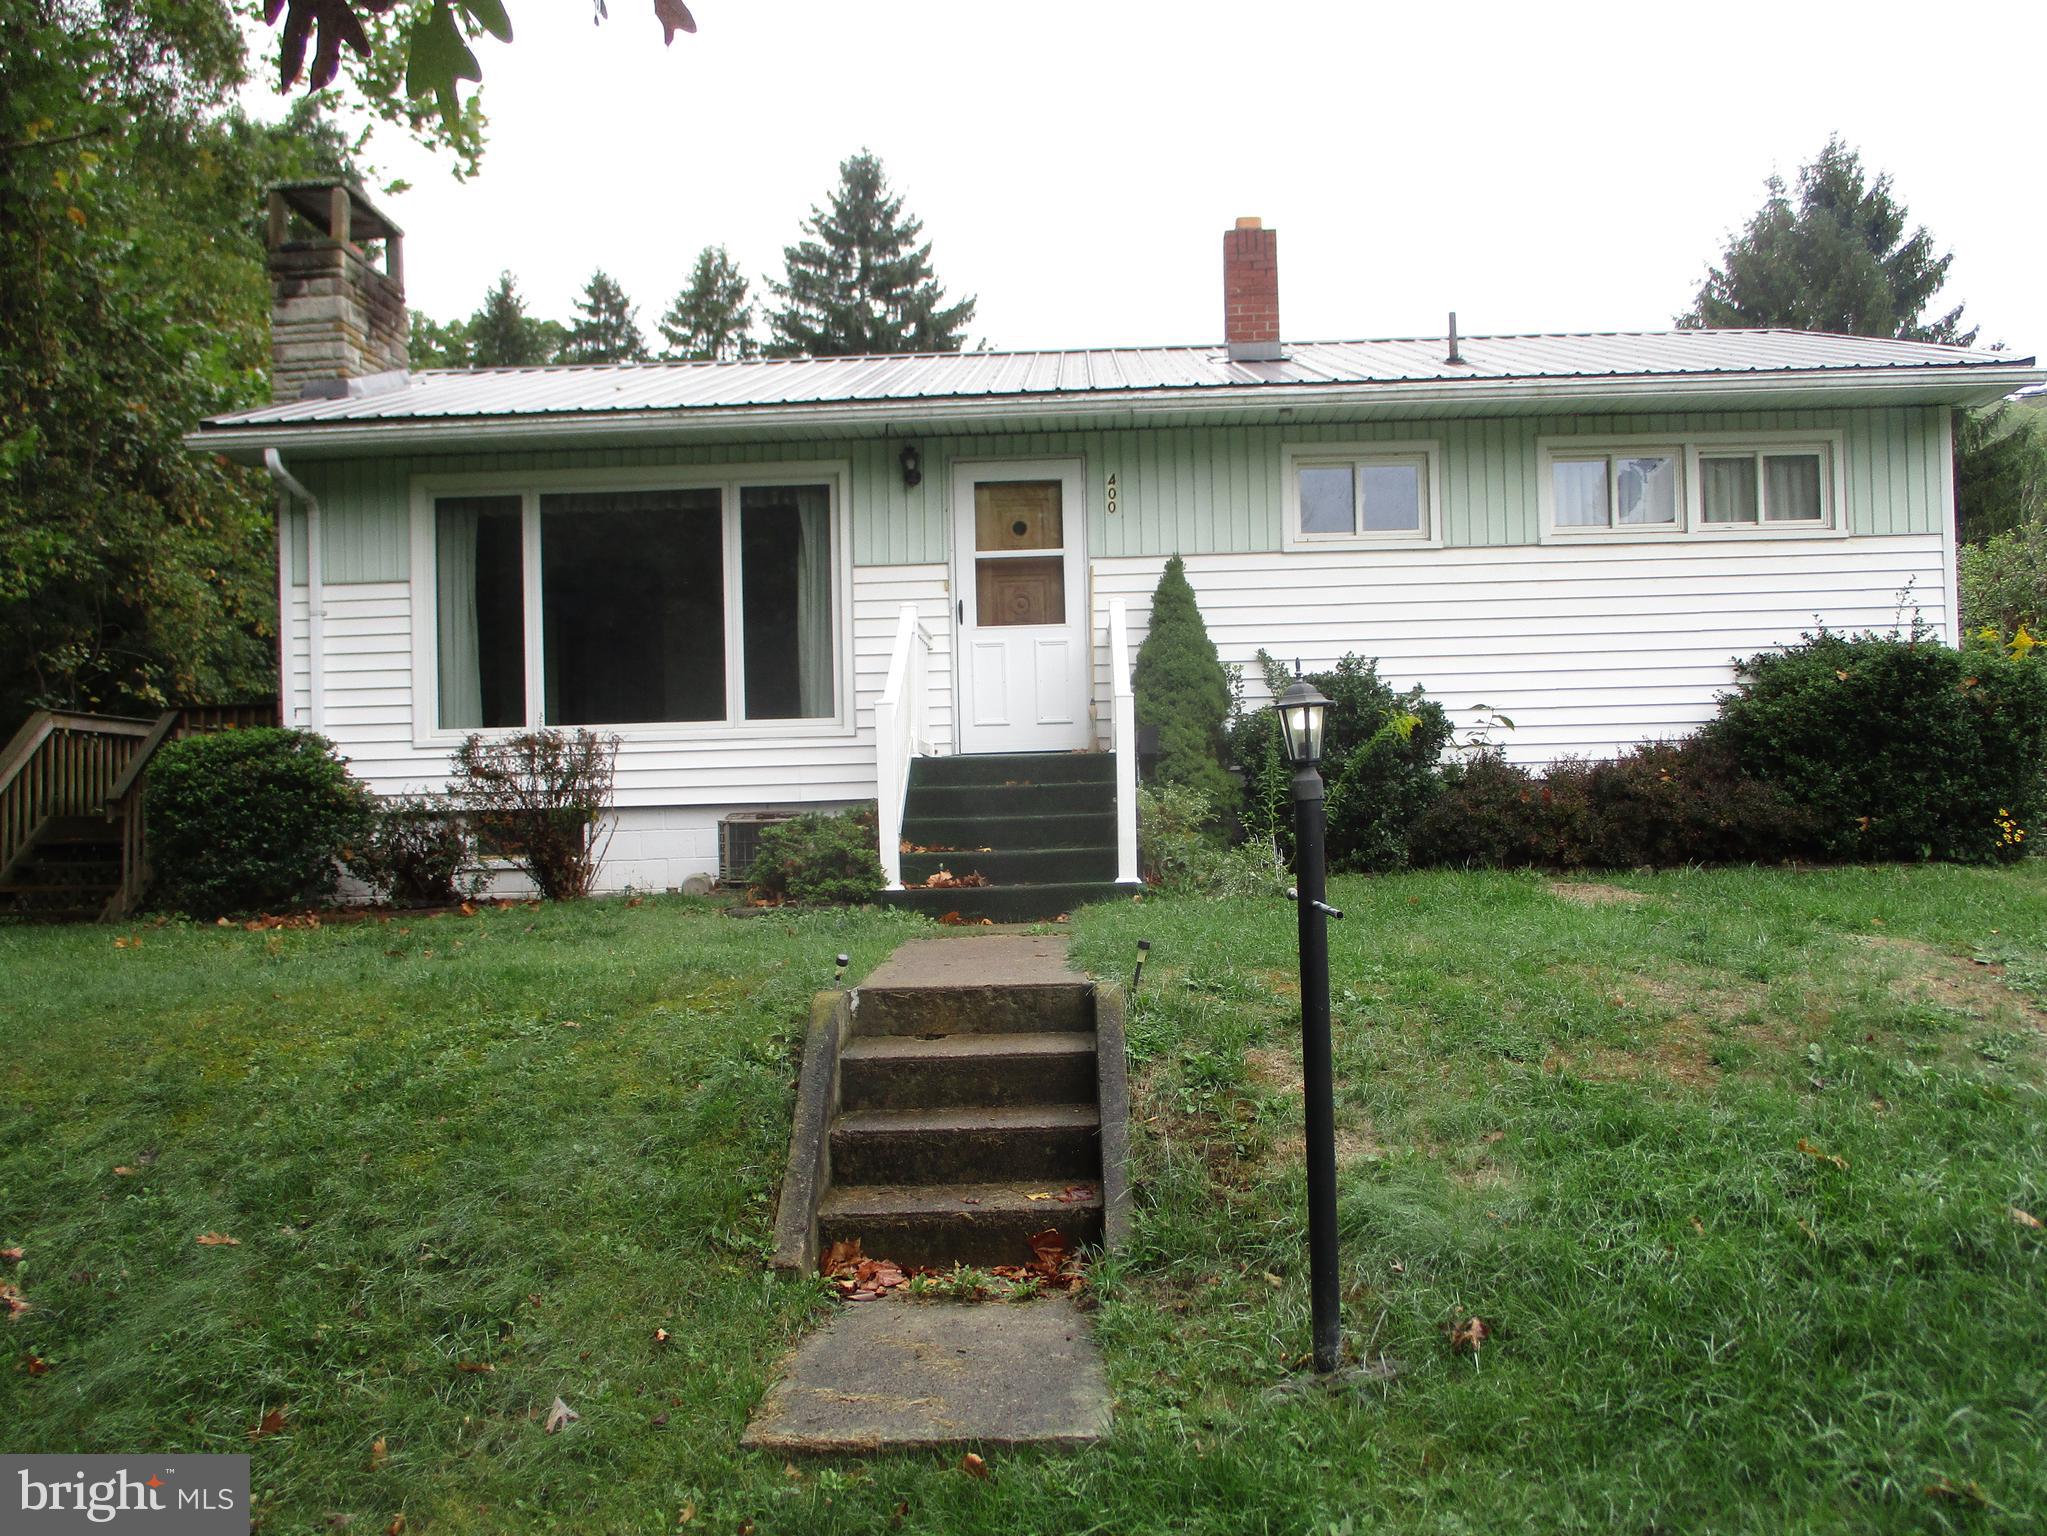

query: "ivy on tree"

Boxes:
[768, 151, 976, 357]
[658, 245, 756, 361]
[1131, 556, 1236, 815]
[560, 268, 647, 363]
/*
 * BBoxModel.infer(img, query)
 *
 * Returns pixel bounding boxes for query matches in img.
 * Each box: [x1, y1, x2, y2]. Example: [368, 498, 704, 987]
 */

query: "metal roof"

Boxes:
[203, 330, 2031, 431]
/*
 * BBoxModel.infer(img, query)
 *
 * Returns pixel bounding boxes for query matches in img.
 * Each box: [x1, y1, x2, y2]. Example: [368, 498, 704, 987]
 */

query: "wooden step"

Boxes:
[839, 1030, 1097, 1111]
[910, 753, 1115, 789]
[817, 1180, 1104, 1269]
[830, 1103, 1100, 1185]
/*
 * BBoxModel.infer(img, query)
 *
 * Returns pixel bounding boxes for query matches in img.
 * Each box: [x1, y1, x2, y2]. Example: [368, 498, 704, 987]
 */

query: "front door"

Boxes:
[952, 458, 1092, 753]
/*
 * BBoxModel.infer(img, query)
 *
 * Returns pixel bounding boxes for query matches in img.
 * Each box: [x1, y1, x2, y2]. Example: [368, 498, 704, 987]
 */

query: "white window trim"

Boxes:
[1538, 430, 1849, 544]
[406, 460, 855, 750]
[1281, 440, 1444, 552]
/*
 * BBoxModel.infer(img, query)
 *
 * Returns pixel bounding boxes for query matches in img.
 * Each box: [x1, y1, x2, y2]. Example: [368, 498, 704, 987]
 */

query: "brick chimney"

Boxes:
[266, 181, 408, 403]
[1223, 216, 1281, 362]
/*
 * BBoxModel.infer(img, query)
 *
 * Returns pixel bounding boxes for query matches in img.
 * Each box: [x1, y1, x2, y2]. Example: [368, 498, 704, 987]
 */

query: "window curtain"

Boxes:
[1700, 456, 1757, 523]
[795, 487, 834, 718]
[436, 504, 483, 729]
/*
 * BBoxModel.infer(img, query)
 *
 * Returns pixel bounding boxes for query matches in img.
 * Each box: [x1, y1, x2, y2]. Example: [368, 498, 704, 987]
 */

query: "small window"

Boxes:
[1551, 451, 1679, 530]
[1285, 446, 1435, 546]
[1699, 448, 1829, 526]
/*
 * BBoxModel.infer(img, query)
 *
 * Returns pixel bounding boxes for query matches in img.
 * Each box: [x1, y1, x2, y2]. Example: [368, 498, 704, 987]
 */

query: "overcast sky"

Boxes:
[285, 0, 2046, 357]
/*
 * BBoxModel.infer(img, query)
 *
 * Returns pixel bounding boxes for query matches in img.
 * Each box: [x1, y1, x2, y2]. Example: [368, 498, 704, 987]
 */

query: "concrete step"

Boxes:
[899, 846, 1117, 886]
[878, 880, 1132, 924]
[840, 1030, 1098, 1111]
[831, 1103, 1100, 1185]
[855, 979, 1095, 1037]
[911, 753, 1115, 789]
[904, 780, 1113, 821]
[817, 1180, 1105, 1269]
[898, 811, 1116, 853]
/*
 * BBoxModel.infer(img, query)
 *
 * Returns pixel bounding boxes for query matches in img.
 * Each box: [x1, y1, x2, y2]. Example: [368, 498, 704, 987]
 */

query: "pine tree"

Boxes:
[467, 272, 549, 367]
[658, 246, 756, 361]
[560, 268, 648, 364]
[1132, 556, 1235, 813]
[768, 150, 976, 357]
[1678, 136, 1974, 344]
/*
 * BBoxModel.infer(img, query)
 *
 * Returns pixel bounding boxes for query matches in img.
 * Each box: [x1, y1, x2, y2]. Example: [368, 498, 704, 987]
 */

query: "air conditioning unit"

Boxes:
[718, 811, 799, 886]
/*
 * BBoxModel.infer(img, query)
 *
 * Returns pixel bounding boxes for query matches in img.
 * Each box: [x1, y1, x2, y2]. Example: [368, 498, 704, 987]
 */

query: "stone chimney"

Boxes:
[266, 181, 408, 403]
[1223, 217, 1281, 362]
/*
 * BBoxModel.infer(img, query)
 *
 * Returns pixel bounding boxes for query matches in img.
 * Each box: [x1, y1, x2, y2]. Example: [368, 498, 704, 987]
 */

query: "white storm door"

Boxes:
[952, 459, 1092, 753]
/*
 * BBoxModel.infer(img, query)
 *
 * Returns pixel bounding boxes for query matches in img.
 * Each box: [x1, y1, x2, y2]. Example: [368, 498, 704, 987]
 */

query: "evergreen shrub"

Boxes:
[748, 807, 885, 905]
[145, 728, 372, 918]
[1707, 629, 2047, 862]
[1132, 556, 1236, 814]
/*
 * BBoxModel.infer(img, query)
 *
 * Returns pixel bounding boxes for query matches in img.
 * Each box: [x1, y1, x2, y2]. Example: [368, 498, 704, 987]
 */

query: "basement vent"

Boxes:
[719, 811, 799, 886]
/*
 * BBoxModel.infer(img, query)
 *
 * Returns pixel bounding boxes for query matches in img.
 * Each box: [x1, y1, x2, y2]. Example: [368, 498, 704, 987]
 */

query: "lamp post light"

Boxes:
[1277, 672, 1343, 1375]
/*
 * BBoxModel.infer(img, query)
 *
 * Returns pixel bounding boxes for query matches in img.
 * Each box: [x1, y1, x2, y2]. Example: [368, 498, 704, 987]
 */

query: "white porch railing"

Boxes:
[1109, 596, 1140, 885]
[875, 603, 933, 891]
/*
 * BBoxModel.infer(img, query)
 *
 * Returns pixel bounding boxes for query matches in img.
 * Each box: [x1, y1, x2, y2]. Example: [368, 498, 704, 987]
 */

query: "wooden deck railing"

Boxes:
[0, 700, 279, 916]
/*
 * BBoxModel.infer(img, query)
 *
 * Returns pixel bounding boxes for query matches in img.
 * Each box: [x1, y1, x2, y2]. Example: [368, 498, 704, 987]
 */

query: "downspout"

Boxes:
[264, 449, 325, 733]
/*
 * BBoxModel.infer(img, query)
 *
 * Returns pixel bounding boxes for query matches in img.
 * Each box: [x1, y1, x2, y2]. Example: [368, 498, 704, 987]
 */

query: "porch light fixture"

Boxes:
[899, 443, 922, 489]
[1279, 667, 1342, 1374]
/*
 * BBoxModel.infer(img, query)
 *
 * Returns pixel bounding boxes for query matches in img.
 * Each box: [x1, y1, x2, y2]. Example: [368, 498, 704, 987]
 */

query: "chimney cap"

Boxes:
[268, 179, 404, 243]
[1234, 216, 1264, 231]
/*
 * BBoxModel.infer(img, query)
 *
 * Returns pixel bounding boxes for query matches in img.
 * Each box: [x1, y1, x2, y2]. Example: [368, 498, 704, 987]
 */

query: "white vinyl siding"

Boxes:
[1088, 535, 1950, 766]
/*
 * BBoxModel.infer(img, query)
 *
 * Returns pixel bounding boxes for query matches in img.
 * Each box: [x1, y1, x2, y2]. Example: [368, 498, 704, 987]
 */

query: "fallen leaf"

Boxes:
[1923, 1479, 1989, 1507]
[1056, 1184, 1094, 1204]
[1, 1248, 23, 1266]
[2012, 1208, 2043, 1231]
[24, 1354, 49, 1374]
[821, 1238, 863, 1277]
[2, 1282, 30, 1318]
[890, 1500, 910, 1528]
[558, 1020, 581, 1029]
[459, 902, 477, 916]
[369, 1436, 387, 1470]
[543, 1396, 578, 1434]
[677, 1502, 694, 1524]
[650, 1411, 669, 1428]
[1263, 1271, 1284, 1289]
[113, 1166, 136, 1176]
[1025, 1192, 1053, 1202]
[1479, 1130, 1505, 1145]
[960, 1452, 988, 1479]
[1797, 1138, 1849, 1171]
[196, 1233, 240, 1246]
[1445, 1315, 1492, 1354]
[250, 1406, 287, 1439]
[454, 1361, 494, 1373]
[653, 1327, 670, 1345]
[1690, 1217, 1705, 1236]
[738, 1522, 754, 1536]
[386, 1517, 406, 1536]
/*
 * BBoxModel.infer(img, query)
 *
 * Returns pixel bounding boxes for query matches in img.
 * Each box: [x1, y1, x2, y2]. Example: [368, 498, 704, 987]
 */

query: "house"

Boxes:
[189, 184, 2045, 912]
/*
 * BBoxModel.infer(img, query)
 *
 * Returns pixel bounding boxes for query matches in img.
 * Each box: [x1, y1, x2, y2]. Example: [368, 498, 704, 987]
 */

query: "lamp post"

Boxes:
[1277, 672, 1342, 1375]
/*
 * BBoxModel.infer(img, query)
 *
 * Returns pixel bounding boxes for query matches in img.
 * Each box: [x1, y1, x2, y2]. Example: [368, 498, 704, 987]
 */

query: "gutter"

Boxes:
[189, 363, 2047, 460]
[263, 449, 324, 734]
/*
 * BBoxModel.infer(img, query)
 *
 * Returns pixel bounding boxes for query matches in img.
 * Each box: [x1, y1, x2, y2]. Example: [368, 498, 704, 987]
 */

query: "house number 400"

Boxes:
[1105, 473, 1119, 516]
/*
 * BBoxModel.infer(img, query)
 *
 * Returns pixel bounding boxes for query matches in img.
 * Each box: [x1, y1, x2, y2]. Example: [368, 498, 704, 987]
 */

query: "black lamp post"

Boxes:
[1277, 672, 1342, 1375]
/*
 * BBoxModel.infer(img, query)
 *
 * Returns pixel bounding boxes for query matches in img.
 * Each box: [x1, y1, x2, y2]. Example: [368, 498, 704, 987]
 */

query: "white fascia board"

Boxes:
[187, 362, 2047, 462]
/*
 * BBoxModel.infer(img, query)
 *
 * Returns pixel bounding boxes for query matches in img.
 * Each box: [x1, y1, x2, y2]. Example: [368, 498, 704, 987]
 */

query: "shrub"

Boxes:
[1232, 651, 1452, 872]
[1138, 783, 1282, 898]
[1960, 520, 2047, 639]
[1132, 555, 1236, 813]
[748, 807, 884, 905]
[145, 728, 372, 918]
[1412, 738, 1818, 870]
[1707, 629, 2047, 862]
[449, 728, 620, 900]
[347, 794, 482, 907]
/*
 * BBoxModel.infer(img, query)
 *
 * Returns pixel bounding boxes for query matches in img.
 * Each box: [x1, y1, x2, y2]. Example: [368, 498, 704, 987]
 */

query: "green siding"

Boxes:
[292, 405, 1948, 585]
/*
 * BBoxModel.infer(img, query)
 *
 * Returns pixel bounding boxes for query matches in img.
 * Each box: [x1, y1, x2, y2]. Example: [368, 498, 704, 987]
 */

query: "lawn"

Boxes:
[4, 865, 2045, 1534]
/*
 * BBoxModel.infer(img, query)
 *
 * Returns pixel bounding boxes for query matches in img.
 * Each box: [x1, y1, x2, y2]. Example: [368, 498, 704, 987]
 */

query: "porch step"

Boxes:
[817, 1181, 1104, 1269]
[911, 752, 1115, 789]
[830, 1102, 1100, 1185]
[32, 816, 120, 848]
[879, 880, 1131, 924]
[840, 1030, 1098, 1111]
[905, 780, 1112, 820]
[900, 846, 1116, 886]
[900, 812, 1116, 852]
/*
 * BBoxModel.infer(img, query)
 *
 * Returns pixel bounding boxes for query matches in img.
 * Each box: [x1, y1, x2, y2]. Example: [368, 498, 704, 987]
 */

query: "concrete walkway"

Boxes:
[745, 932, 1113, 1453]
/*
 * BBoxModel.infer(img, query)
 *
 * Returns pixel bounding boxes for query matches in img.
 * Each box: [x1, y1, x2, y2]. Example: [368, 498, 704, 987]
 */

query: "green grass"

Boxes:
[6, 866, 2047, 1533]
